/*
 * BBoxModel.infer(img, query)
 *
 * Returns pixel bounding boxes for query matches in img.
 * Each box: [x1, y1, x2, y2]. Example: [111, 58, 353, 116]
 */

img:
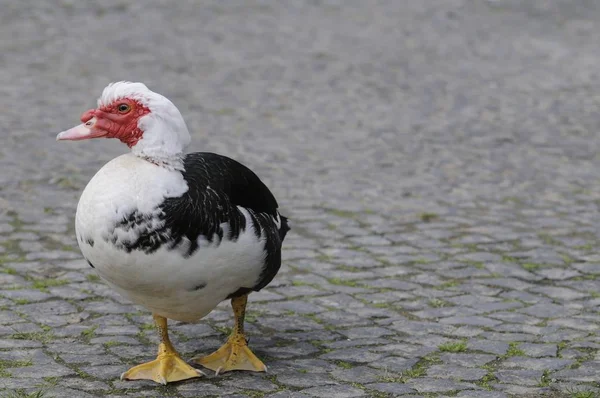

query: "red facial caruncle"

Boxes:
[57, 98, 151, 148]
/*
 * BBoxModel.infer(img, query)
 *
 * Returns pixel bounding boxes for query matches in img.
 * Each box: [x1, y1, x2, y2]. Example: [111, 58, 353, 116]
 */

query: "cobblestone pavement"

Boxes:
[1, 1, 600, 397]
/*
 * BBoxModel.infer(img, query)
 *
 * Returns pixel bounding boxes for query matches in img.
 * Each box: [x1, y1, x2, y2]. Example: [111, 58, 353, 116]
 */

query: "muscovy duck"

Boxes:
[56, 81, 289, 384]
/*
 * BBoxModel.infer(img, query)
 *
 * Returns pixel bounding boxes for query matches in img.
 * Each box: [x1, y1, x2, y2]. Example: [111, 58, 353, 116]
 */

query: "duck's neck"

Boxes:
[130, 114, 190, 171]
[134, 151, 185, 171]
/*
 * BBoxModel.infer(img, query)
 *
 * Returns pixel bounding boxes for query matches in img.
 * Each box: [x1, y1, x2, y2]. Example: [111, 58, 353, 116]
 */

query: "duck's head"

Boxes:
[57, 81, 191, 167]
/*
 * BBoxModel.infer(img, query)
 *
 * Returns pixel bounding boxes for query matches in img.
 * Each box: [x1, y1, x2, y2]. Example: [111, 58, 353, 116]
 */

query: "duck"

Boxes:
[56, 81, 289, 385]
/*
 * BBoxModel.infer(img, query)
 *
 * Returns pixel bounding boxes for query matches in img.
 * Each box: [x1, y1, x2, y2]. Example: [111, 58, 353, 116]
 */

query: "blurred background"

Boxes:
[2, 1, 600, 397]
[1, 0, 598, 218]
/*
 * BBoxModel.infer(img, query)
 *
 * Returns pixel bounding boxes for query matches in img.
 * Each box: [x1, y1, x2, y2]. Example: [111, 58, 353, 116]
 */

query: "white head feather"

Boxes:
[99, 81, 191, 169]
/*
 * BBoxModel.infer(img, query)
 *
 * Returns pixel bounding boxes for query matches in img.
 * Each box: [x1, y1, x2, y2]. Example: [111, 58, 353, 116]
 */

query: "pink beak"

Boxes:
[56, 117, 107, 141]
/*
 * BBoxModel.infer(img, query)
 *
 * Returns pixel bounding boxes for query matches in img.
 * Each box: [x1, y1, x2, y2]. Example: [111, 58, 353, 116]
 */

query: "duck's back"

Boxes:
[76, 152, 289, 322]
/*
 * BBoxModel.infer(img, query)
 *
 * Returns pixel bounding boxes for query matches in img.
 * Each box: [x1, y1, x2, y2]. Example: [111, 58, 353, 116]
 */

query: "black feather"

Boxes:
[106, 152, 289, 294]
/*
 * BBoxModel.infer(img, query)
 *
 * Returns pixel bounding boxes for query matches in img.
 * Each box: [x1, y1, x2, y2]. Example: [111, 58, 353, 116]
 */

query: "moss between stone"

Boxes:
[419, 212, 439, 222]
[1, 240, 21, 254]
[538, 369, 551, 387]
[53, 177, 80, 190]
[308, 339, 329, 348]
[438, 340, 467, 353]
[291, 280, 320, 289]
[371, 302, 393, 309]
[327, 277, 362, 287]
[400, 354, 441, 381]
[402, 363, 427, 379]
[437, 280, 460, 289]
[212, 324, 233, 336]
[364, 390, 388, 398]
[557, 341, 568, 358]
[568, 348, 597, 369]
[335, 264, 364, 273]
[504, 342, 525, 357]
[29, 278, 68, 292]
[477, 371, 498, 390]
[0, 254, 26, 267]
[565, 389, 596, 398]
[241, 391, 266, 398]
[316, 254, 333, 262]
[377, 371, 403, 383]
[0, 358, 34, 378]
[7, 213, 25, 230]
[428, 298, 449, 308]
[303, 313, 323, 325]
[11, 330, 54, 344]
[1, 266, 17, 275]
[323, 208, 357, 219]
[469, 261, 485, 269]
[80, 325, 97, 342]
[574, 243, 594, 251]
[37, 376, 59, 389]
[103, 341, 120, 348]
[560, 253, 575, 265]
[335, 360, 354, 369]
[86, 274, 101, 282]
[575, 274, 600, 281]
[244, 310, 263, 324]
[538, 233, 560, 246]
[1, 390, 46, 398]
[522, 263, 544, 271]
[138, 322, 155, 332]
[588, 290, 600, 299]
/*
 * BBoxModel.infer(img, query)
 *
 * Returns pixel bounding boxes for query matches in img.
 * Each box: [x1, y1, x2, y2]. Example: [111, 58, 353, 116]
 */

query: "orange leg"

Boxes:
[193, 295, 267, 375]
[121, 314, 203, 384]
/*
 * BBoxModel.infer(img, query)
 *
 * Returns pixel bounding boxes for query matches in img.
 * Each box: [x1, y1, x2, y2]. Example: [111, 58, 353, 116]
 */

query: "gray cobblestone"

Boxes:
[329, 366, 380, 384]
[440, 354, 497, 368]
[548, 317, 600, 332]
[406, 378, 482, 393]
[365, 382, 415, 395]
[3, 1, 600, 396]
[319, 348, 384, 363]
[426, 365, 487, 381]
[439, 316, 502, 327]
[221, 375, 279, 392]
[457, 392, 508, 398]
[495, 369, 545, 386]
[519, 343, 557, 358]
[277, 373, 337, 388]
[43, 388, 97, 398]
[553, 367, 599, 383]
[8, 363, 75, 379]
[302, 385, 365, 398]
[501, 357, 573, 371]
[491, 384, 553, 396]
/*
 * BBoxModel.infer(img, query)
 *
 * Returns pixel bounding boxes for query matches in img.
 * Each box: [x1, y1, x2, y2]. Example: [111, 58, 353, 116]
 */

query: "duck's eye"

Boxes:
[117, 103, 131, 113]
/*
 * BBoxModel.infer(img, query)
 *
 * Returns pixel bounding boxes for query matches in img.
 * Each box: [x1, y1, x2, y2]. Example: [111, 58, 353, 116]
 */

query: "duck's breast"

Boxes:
[75, 154, 267, 321]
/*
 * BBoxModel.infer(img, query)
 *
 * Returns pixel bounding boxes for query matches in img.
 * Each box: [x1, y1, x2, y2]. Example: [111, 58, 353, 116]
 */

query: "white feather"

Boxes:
[76, 154, 266, 322]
